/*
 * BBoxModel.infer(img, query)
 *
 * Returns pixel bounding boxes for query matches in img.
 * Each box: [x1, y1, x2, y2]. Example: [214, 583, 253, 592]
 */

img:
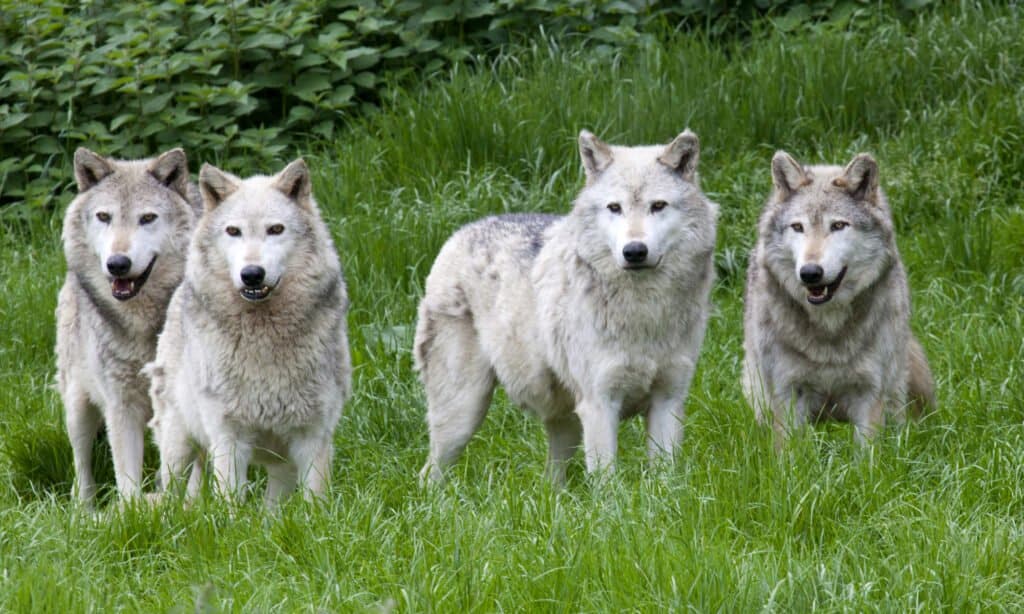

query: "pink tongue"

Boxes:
[113, 279, 133, 294]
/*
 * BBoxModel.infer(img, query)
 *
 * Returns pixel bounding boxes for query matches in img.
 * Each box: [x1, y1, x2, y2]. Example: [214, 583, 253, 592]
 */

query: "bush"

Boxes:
[0, 0, 936, 218]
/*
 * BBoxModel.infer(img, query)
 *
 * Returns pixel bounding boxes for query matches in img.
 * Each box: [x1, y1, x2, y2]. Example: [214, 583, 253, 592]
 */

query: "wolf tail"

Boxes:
[906, 336, 935, 418]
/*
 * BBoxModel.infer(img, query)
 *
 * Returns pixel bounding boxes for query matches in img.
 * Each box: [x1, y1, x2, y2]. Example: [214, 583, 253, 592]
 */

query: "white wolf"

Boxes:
[415, 130, 718, 484]
[56, 147, 198, 503]
[146, 159, 350, 504]
[742, 151, 935, 445]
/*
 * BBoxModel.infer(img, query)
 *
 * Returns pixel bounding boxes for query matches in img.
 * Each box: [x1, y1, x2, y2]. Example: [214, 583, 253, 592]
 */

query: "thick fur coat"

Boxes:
[416, 130, 717, 483]
[56, 147, 198, 503]
[742, 151, 935, 445]
[146, 159, 350, 504]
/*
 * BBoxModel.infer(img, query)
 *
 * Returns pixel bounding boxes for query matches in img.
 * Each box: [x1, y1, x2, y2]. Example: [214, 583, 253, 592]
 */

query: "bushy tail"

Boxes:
[907, 336, 935, 418]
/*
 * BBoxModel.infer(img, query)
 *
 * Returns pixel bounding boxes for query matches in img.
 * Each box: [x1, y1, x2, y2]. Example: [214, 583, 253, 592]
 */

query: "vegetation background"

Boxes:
[2, 0, 1023, 610]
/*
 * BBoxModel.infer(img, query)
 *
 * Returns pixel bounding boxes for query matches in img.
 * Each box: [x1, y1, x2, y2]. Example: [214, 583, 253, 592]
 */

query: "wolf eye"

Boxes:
[651, 200, 668, 212]
[830, 221, 849, 232]
[790, 223, 804, 233]
[139, 213, 158, 225]
[225, 226, 241, 237]
[96, 212, 111, 223]
[607, 203, 622, 214]
[267, 224, 285, 236]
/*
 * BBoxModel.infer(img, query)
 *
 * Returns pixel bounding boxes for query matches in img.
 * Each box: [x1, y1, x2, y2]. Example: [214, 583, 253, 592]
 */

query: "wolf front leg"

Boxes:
[645, 366, 694, 461]
[210, 435, 252, 501]
[290, 434, 333, 502]
[575, 395, 622, 474]
[105, 401, 149, 500]
[847, 393, 886, 446]
[64, 383, 102, 504]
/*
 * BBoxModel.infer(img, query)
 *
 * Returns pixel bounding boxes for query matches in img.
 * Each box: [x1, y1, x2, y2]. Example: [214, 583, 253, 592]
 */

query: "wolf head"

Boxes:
[196, 159, 328, 304]
[762, 151, 895, 307]
[65, 148, 196, 302]
[571, 130, 716, 272]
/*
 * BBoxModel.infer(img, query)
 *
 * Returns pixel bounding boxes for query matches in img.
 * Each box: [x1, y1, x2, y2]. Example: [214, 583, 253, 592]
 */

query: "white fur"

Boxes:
[56, 147, 197, 504]
[146, 160, 351, 505]
[415, 130, 717, 484]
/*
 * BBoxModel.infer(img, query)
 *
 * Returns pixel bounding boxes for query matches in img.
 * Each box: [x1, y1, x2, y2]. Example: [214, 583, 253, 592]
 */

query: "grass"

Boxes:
[2, 3, 1024, 610]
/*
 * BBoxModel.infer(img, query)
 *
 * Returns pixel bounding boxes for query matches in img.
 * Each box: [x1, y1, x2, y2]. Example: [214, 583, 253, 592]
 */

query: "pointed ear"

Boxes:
[74, 148, 115, 192]
[578, 130, 613, 184]
[148, 148, 190, 200]
[274, 159, 312, 207]
[657, 130, 700, 183]
[771, 151, 808, 199]
[834, 153, 879, 203]
[198, 163, 239, 212]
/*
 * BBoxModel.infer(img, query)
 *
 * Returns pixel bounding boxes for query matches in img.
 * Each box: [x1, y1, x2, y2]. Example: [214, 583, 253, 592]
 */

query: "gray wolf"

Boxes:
[415, 130, 718, 484]
[742, 151, 935, 446]
[146, 159, 350, 504]
[56, 147, 198, 503]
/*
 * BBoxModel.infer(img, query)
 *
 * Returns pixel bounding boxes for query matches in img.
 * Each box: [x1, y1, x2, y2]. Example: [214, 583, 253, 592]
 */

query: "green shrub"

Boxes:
[0, 0, 936, 218]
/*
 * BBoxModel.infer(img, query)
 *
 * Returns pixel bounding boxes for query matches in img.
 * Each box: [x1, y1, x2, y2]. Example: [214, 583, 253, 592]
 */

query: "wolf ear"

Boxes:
[198, 163, 239, 212]
[74, 148, 115, 192]
[658, 130, 700, 183]
[578, 130, 613, 184]
[835, 153, 879, 203]
[771, 151, 809, 198]
[274, 158, 312, 207]
[148, 148, 190, 200]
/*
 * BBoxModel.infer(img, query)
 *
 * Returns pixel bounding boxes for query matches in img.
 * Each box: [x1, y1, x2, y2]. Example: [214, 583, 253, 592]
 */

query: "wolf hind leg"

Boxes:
[544, 414, 582, 486]
[417, 311, 496, 485]
[64, 384, 102, 504]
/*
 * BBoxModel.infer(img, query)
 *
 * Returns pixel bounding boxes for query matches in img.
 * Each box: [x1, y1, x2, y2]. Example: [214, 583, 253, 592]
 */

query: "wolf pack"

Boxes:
[55, 129, 935, 506]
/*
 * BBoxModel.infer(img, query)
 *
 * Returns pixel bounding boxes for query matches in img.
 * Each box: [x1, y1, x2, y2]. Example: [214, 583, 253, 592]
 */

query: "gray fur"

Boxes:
[146, 159, 350, 505]
[416, 130, 718, 484]
[56, 147, 198, 503]
[742, 151, 935, 447]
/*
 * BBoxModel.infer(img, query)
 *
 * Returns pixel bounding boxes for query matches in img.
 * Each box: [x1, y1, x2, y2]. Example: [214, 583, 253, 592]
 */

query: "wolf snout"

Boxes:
[799, 264, 824, 284]
[240, 265, 266, 288]
[622, 241, 648, 264]
[106, 254, 132, 277]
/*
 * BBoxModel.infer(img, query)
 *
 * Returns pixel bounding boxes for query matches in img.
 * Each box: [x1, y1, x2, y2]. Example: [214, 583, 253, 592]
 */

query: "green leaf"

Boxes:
[240, 32, 289, 50]
[109, 113, 136, 131]
[141, 91, 174, 115]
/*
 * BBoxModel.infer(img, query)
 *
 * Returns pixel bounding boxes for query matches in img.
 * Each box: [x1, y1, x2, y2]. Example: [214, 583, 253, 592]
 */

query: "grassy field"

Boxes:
[2, 4, 1024, 611]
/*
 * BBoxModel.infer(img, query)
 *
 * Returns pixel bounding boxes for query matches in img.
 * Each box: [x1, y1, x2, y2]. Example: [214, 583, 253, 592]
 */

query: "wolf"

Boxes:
[742, 151, 935, 446]
[415, 130, 718, 484]
[145, 159, 350, 505]
[56, 147, 198, 503]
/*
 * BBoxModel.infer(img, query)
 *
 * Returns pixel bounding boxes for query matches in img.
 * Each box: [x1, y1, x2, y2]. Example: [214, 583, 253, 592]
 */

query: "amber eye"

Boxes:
[790, 222, 804, 233]
[225, 226, 241, 237]
[830, 221, 849, 232]
[267, 224, 285, 236]
[96, 212, 111, 223]
[651, 200, 668, 212]
[139, 213, 158, 225]
[607, 203, 622, 214]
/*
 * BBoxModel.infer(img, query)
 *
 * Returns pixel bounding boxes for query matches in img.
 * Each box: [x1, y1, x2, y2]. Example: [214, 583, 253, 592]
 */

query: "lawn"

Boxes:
[1, 4, 1023, 611]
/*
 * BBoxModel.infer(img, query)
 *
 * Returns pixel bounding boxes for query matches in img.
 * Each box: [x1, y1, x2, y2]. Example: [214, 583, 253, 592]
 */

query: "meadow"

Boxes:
[1, 4, 1024, 610]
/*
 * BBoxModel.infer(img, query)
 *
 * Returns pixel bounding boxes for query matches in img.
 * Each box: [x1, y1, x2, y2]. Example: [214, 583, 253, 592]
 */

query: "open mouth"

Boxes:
[239, 285, 274, 302]
[805, 267, 846, 305]
[110, 256, 157, 301]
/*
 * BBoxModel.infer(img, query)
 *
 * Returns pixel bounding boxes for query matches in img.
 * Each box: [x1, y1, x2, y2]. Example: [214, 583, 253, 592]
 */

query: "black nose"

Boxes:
[240, 265, 266, 288]
[622, 241, 648, 264]
[800, 264, 824, 284]
[106, 254, 132, 277]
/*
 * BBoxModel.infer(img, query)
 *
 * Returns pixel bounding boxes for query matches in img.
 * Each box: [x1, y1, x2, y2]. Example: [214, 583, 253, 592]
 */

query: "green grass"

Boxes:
[2, 4, 1024, 610]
